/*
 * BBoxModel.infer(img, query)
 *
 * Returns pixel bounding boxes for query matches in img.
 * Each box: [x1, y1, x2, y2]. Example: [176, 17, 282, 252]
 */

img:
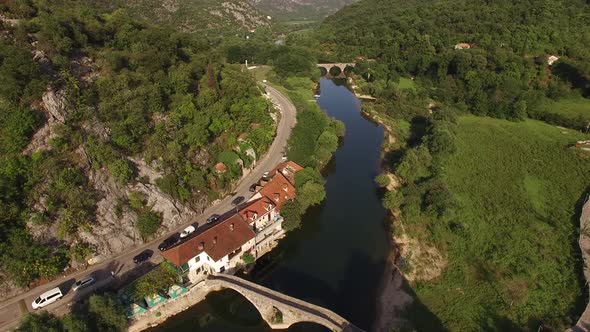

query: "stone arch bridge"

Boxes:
[317, 63, 356, 78]
[206, 274, 365, 332]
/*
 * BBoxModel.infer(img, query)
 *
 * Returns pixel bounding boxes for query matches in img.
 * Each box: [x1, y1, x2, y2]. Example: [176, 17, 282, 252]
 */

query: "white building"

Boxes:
[161, 214, 256, 282]
[547, 55, 560, 66]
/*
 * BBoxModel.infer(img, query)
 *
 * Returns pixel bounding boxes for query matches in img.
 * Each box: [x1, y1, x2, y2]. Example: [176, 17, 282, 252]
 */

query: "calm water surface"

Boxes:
[152, 78, 389, 332]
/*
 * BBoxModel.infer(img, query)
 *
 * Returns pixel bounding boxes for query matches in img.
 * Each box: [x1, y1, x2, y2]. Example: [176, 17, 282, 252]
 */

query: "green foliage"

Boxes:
[2, 229, 69, 287]
[87, 294, 127, 332]
[297, 181, 326, 210]
[242, 252, 255, 265]
[131, 264, 178, 300]
[397, 116, 590, 330]
[375, 174, 391, 187]
[281, 200, 304, 232]
[319, 0, 590, 123]
[16, 312, 63, 332]
[136, 211, 162, 239]
[107, 159, 135, 185]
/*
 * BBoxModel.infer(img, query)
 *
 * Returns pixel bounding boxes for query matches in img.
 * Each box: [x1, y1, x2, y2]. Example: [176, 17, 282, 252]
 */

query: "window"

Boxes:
[194, 256, 201, 263]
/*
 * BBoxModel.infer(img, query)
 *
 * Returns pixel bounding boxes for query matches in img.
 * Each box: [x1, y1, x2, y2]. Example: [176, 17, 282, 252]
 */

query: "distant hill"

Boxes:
[249, 0, 358, 21]
[123, 0, 271, 33]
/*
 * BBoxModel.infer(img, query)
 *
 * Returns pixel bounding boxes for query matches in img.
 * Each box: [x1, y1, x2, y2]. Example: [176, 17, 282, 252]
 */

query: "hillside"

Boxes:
[122, 0, 271, 33]
[0, 0, 278, 294]
[249, 0, 357, 20]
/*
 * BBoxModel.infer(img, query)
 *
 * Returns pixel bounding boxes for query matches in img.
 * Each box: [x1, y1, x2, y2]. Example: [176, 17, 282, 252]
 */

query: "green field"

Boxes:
[397, 77, 416, 90]
[541, 98, 590, 121]
[409, 116, 590, 330]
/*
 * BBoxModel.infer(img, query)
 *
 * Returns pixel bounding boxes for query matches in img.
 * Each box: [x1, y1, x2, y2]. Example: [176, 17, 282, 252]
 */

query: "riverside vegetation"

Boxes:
[315, 0, 590, 330]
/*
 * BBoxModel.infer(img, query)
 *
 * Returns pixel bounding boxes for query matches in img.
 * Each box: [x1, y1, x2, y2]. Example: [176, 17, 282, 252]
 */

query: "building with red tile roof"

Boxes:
[259, 172, 296, 209]
[161, 214, 255, 277]
[238, 196, 277, 230]
[269, 160, 304, 186]
[215, 162, 227, 173]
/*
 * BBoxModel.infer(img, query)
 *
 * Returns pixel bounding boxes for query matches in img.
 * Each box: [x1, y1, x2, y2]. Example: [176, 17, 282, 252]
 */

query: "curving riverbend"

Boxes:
[151, 78, 390, 331]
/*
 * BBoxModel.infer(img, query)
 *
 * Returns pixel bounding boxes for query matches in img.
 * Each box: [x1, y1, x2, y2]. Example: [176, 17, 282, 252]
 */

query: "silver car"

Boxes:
[71, 276, 95, 292]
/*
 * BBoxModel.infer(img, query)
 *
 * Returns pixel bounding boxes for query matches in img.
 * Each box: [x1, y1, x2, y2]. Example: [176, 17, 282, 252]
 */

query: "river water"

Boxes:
[151, 78, 389, 332]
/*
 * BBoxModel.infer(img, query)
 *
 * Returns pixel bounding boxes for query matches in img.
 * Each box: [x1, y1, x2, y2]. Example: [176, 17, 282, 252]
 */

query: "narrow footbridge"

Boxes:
[207, 274, 365, 332]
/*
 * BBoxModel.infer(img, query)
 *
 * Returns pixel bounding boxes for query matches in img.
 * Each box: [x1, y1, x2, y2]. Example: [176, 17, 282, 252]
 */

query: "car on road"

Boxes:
[133, 250, 153, 264]
[281, 155, 288, 161]
[231, 196, 245, 206]
[180, 225, 196, 238]
[72, 276, 95, 292]
[249, 184, 258, 192]
[32, 287, 63, 309]
[262, 79, 267, 83]
[158, 236, 178, 251]
[206, 215, 220, 224]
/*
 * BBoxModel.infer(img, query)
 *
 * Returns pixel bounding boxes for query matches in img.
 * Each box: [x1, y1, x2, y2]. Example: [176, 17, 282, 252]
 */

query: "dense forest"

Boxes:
[318, 0, 590, 127]
[316, 0, 590, 330]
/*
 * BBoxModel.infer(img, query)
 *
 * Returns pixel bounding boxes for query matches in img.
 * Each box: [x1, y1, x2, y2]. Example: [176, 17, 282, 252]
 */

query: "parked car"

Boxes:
[180, 225, 196, 238]
[32, 287, 63, 309]
[71, 276, 95, 292]
[281, 155, 288, 161]
[206, 215, 220, 224]
[249, 184, 258, 192]
[158, 236, 178, 251]
[263, 171, 270, 177]
[231, 196, 245, 206]
[133, 250, 153, 264]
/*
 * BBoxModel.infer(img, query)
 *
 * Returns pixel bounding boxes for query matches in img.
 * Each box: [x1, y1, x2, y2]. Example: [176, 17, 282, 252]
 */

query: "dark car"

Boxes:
[231, 196, 245, 206]
[133, 250, 153, 264]
[249, 184, 257, 192]
[206, 214, 220, 224]
[158, 237, 178, 251]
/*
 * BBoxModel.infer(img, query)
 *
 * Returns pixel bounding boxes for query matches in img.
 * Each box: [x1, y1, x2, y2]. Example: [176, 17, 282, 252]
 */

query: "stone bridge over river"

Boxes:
[317, 63, 356, 78]
[207, 274, 365, 332]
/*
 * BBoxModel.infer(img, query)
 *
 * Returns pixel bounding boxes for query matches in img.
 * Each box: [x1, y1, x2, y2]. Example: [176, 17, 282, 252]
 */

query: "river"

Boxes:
[150, 78, 389, 332]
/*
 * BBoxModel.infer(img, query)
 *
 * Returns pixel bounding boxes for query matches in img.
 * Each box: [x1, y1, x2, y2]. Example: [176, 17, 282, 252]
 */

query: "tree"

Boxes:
[383, 190, 404, 211]
[87, 294, 127, 332]
[281, 200, 303, 231]
[132, 265, 178, 300]
[375, 174, 391, 187]
[16, 312, 63, 332]
[298, 182, 326, 210]
[136, 210, 162, 239]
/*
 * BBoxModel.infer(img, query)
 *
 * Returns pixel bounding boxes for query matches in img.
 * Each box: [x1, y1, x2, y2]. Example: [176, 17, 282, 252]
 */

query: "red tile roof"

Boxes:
[215, 162, 226, 173]
[161, 214, 254, 266]
[259, 172, 296, 209]
[269, 161, 303, 185]
[238, 197, 276, 224]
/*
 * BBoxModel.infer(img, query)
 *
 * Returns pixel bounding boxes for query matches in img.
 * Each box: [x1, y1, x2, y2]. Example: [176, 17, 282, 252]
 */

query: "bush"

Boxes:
[136, 211, 162, 239]
[375, 174, 391, 187]
[242, 252, 255, 265]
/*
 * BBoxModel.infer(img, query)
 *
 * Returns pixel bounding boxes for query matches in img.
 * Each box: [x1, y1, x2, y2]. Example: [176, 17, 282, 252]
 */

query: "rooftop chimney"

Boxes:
[283, 184, 288, 192]
[198, 242, 205, 250]
[230, 223, 234, 231]
[213, 236, 217, 245]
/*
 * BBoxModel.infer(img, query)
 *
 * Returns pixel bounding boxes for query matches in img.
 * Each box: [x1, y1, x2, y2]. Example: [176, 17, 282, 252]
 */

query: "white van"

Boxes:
[32, 287, 63, 309]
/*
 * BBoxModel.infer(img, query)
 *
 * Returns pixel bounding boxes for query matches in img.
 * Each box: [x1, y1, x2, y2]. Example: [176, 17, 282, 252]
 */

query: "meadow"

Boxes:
[408, 116, 590, 330]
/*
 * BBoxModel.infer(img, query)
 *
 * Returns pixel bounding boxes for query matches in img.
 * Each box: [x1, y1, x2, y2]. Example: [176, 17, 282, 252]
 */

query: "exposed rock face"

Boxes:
[568, 198, 590, 332]
[24, 87, 71, 154]
[394, 233, 446, 282]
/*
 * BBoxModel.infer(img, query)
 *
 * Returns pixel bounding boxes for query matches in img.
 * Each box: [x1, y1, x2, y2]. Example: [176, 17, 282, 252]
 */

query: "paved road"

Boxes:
[0, 83, 296, 331]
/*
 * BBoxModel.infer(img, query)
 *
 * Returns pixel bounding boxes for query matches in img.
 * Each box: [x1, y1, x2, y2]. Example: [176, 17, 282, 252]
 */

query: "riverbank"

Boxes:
[359, 107, 414, 332]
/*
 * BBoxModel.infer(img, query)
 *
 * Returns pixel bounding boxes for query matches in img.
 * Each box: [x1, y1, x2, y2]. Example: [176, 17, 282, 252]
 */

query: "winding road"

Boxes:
[0, 83, 296, 331]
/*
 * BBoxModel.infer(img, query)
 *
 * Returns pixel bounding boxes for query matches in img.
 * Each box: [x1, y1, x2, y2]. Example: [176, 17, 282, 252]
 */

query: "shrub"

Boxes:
[375, 174, 391, 187]
[136, 211, 162, 238]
